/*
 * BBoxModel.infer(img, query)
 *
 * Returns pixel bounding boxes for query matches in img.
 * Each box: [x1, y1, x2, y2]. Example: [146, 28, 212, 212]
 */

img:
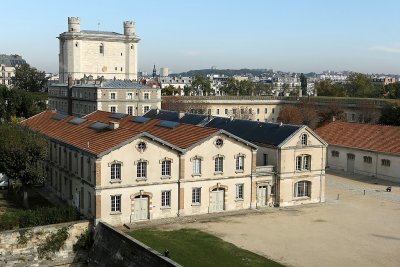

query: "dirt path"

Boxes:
[159, 173, 400, 267]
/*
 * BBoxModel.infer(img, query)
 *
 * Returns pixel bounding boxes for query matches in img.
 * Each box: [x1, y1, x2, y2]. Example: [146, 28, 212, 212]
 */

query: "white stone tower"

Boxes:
[68, 17, 80, 32]
[58, 17, 140, 83]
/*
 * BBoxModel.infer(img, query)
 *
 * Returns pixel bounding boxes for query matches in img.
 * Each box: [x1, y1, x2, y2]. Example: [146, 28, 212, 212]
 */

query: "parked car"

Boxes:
[0, 179, 9, 190]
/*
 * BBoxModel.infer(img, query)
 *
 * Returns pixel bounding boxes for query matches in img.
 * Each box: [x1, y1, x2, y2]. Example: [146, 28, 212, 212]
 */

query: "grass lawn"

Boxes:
[130, 228, 284, 267]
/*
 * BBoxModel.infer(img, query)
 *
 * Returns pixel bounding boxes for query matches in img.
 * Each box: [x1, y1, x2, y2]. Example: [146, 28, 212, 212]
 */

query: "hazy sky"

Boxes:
[1, 0, 400, 74]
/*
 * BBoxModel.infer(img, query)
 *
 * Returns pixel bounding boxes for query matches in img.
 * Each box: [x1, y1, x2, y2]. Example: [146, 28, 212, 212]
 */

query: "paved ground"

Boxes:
[147, 172, 400, 267]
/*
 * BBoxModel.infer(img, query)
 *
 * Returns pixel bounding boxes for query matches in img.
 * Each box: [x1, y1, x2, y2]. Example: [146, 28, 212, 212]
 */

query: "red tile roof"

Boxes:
[21, 111, 218, 156]
[315, 121, 400, 155]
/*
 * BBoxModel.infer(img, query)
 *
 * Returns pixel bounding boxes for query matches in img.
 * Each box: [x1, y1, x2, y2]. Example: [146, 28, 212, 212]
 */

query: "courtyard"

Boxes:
[137, 172, 400, 267]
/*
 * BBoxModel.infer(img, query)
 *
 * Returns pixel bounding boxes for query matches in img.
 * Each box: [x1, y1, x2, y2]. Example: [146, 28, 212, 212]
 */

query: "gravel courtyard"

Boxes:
[159, 172, 400, 267]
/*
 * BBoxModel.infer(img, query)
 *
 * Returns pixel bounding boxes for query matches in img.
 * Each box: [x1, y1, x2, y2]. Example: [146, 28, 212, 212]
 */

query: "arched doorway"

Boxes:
[130, 192, 152, 222]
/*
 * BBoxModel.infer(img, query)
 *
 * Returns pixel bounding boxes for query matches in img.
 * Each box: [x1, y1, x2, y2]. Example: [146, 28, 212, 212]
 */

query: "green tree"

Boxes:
[315, 79, 345, 97]
[383, 82, 400, 99]
[379, 104, 400, 126]
[162, 85, 178, 96]
[345, 73, 378, 98]
[12, 64, 48, 92]
[254, 82, 272, 96]
[191, 75, 212, 96]
[0, 85, 47, 122]
[220, 77, 239, 96]
[238, 80, 255, 95]
[300, 73, 307, 96]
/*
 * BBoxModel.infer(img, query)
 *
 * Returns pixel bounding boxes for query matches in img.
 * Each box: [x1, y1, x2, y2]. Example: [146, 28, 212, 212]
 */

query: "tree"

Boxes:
[282, 83, 290, 96]
[315, 79, 345, 97]
[277, 105, 302, 124]
[0, 85, 47, 122]
[379, 104, 400, 126]
[162, 85, 178, 96]
[345, 73, 378, 98]
[191, 75, 212, 96]
[300, 103, 319, 129]
[12, 64, 48, 92]
[0, 124, 48, 186]
[219, 77, 239, 96]
[383, 82, 400, 99]
[300, 73, 307, 96]
[254, 82, 272, 96]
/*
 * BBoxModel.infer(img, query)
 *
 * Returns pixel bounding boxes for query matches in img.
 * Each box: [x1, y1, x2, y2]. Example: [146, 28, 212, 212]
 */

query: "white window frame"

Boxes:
[161, 160, 171, 177]
[143, 106, 150, 113]
[110, 163, 121, 181]
[192, 187, 201, 205]
[214, 156, 224, 173]
[294, 181, 311, 198]
[144, 92, 150, 100]
[236, 184, 244, 200]
[127, 106, 134, 115]
[301, 134, 308, 146]
[137, 161, 147, 179]
[235, 155, 244, 172]
[296, 155, 311, 171]
[109, 106, 117, 113]
[161, 190, 171, 208]
[192, 158, 202, 176]
[110, 92, 117, 100]
[126, 92, 133, 100]
[111, 195, 121, 213]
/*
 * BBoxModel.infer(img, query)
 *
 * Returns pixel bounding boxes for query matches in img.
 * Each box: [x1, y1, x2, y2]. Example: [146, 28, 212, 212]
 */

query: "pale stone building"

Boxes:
[48, 79, 160, 117]
[316, 121, 400, 183]
[22, 109, 326, 226]
[0, 54, 27, 87]
[58, 17, 139, 83]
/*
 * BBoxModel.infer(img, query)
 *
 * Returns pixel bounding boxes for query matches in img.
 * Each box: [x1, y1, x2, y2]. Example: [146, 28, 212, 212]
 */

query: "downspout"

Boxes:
[177, 153, 181, 217]
[320, 145, 324, 203]
[375, 151, 378, 178]
[276, 148, 281, 206]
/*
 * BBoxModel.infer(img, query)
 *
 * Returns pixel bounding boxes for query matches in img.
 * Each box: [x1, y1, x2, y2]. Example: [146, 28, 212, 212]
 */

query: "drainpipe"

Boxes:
[177, 153, 182, 217]
[276, 148, 281, 206]
[375, 151, 378, 178]
[320, 146, 324, 203]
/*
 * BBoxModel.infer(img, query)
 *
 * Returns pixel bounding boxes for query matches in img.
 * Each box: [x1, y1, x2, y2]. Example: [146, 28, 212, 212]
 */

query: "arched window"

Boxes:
[294, 181, 311, 197]
[301, 134, 308, 145]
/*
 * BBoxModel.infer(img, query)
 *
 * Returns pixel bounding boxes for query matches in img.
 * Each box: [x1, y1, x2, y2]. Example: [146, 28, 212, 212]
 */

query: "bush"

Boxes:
[73, 228, 94, 252]
[0, 207, 80, 230]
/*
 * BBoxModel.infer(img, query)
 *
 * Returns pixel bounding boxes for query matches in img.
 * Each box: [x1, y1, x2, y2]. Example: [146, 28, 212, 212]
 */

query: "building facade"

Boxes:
[58, 17, 139, 83]
[0, 54, 27, 87]
[315, 121, 400, 183]
[22, 109, 326, 226]
[48, 79, 161, 117]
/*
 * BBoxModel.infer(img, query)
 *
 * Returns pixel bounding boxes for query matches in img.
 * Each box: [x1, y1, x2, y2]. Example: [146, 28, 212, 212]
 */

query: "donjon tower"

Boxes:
[58, 17, 140, 83]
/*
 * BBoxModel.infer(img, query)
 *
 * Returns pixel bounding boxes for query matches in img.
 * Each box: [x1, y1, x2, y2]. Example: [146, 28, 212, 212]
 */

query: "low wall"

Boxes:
[88, 222, 181, 267]
[0, 220, 89, 267]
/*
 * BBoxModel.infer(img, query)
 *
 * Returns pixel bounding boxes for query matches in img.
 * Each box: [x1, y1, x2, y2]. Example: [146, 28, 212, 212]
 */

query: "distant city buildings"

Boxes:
[0, 54, 27, 87]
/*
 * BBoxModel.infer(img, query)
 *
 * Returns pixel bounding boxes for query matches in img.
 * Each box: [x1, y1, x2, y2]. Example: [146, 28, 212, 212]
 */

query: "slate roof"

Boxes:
[205, 117, 302, 147]
[50, 80, 153, 90]
[144, 109, 302, 147]
[21, 111, 219, 157]
[315, 121, 400, 155]
[144, 109, 208, 125]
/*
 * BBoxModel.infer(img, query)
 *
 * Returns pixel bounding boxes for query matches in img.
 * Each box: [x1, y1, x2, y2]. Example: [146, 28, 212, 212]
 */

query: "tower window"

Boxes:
[99, 44, 104, 54]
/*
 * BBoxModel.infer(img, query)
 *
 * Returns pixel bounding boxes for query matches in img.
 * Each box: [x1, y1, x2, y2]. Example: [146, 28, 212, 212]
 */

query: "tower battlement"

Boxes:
[123, 21, 135, 36]
[68, 17, 80, 32]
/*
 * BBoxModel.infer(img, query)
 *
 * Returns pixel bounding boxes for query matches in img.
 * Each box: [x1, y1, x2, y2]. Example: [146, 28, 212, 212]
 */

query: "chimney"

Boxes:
[156, 108, 160, 114]
[108, 121, 119, 130]
[332, 116, 336, 122]
[179, 111, 185, 119]
[67, 75, 73, 116]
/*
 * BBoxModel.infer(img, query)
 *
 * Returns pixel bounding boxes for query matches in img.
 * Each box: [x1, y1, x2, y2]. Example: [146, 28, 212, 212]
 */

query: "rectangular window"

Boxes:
[331, 151, 339, 157]
[216, 109, 220, 115]
[110, 106, 116, 113]
[272, 108, 275, 114]
[162, 160, 171, 176]
[111, 163, 121, 180]
[296, 156, 302, 171]
[257, 108, 260, 114]
[236, 184, 244, 199]
[80, 156, 84, 178]
[381, 159, 391, 167]
[363, 156, 372, 164]
[161, 191, 171, 207]
[144, 93, 149, 100]
[208, 109, 211, 115]
[127, 106, 133, 115]
[192, 158, 201, 175]
[224, 109, 228, 115]
[111, 195, 121, 212]
[215, 157, 223, 172]
[110, 92, 116, 100]
[265, 108, 268, 113]
[263, 154, 268, 165]
[192, 188, 201, 204]
[99, 45, 104, 54]
[127, 92, 133, 100]
[87, 159, 92, 182]
[137, 162, 147, 178]
[303, 155, 310, 170]
[144, 106, 150, 113]
[236, 156, 244, 171]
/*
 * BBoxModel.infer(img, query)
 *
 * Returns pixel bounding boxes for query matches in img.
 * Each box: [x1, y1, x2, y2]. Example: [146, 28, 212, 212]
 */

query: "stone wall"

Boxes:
[88, 222, 181, 267]
[0, 220, 89, 267]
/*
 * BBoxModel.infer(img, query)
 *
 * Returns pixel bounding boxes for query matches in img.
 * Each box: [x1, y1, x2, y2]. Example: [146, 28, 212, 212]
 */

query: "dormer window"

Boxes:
[301, 134, 308, 146]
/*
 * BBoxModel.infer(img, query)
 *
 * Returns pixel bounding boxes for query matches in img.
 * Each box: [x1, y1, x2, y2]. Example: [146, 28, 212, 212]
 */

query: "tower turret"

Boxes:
[123, 21, 135, 36]
[68, 17, 80, 32]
